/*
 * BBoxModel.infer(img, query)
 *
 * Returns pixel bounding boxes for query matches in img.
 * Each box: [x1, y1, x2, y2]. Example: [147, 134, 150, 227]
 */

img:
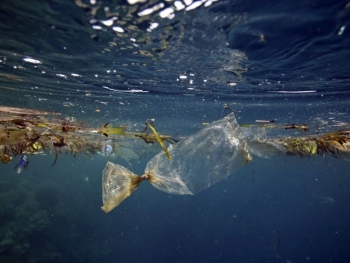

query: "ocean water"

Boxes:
[1, 0, 350, 262]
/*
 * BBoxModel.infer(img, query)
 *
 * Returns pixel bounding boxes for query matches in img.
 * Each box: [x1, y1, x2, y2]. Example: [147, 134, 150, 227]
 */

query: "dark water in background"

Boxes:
[1, 0, 350, 262]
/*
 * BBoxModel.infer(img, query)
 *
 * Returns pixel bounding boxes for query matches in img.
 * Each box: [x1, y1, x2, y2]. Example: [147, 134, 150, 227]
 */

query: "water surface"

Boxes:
[1, 0, 350, 262]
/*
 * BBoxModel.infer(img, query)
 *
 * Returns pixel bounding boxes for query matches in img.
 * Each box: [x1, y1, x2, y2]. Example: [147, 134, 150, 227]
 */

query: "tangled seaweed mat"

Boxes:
[101, 113, 252, 213]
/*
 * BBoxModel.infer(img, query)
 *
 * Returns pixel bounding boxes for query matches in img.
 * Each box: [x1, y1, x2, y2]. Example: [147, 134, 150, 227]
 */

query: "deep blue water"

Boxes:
[1, 0, 350, 262]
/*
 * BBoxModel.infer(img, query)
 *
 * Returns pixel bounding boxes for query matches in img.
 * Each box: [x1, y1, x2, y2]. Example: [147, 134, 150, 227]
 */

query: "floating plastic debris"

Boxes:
[101, 112, 350, 212]
[15, 154, 29, 174]
[101, 113, 252, 212]
[101, 144, 113, 156]
[0, 106, 349, 212]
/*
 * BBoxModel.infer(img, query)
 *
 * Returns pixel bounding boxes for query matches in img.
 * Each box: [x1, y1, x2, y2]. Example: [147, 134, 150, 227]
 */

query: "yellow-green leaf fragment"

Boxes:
[100, 126, 126, 136]
[35, 122, 49, 128]
[146, 121, 171, 160]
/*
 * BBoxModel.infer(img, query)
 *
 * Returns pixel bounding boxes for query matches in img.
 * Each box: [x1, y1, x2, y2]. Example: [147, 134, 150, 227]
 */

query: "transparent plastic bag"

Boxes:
[101, 113, 252, 213]
[101, 162, 144, 213]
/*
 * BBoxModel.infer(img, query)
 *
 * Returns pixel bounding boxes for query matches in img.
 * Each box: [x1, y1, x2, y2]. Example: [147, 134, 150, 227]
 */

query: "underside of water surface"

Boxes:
[1, 0, 350, 262]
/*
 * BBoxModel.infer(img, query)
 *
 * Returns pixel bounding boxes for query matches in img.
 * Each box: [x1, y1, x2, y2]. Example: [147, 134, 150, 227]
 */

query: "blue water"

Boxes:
[1, 0, 350, 262]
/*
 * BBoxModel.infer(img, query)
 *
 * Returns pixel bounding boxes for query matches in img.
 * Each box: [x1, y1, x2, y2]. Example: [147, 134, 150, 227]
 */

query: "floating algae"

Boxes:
[0, 105, 178, 166]
[2, 106, 350, 211]
[101, 112, 350, 212]
[244, 127, 350, 159]
[101, 113, 252, 213]
[146, 120, 172, 160]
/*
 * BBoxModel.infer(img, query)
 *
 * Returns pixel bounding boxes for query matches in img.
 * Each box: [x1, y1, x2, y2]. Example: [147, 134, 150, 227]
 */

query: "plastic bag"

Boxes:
[101, 113, 252, 213]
